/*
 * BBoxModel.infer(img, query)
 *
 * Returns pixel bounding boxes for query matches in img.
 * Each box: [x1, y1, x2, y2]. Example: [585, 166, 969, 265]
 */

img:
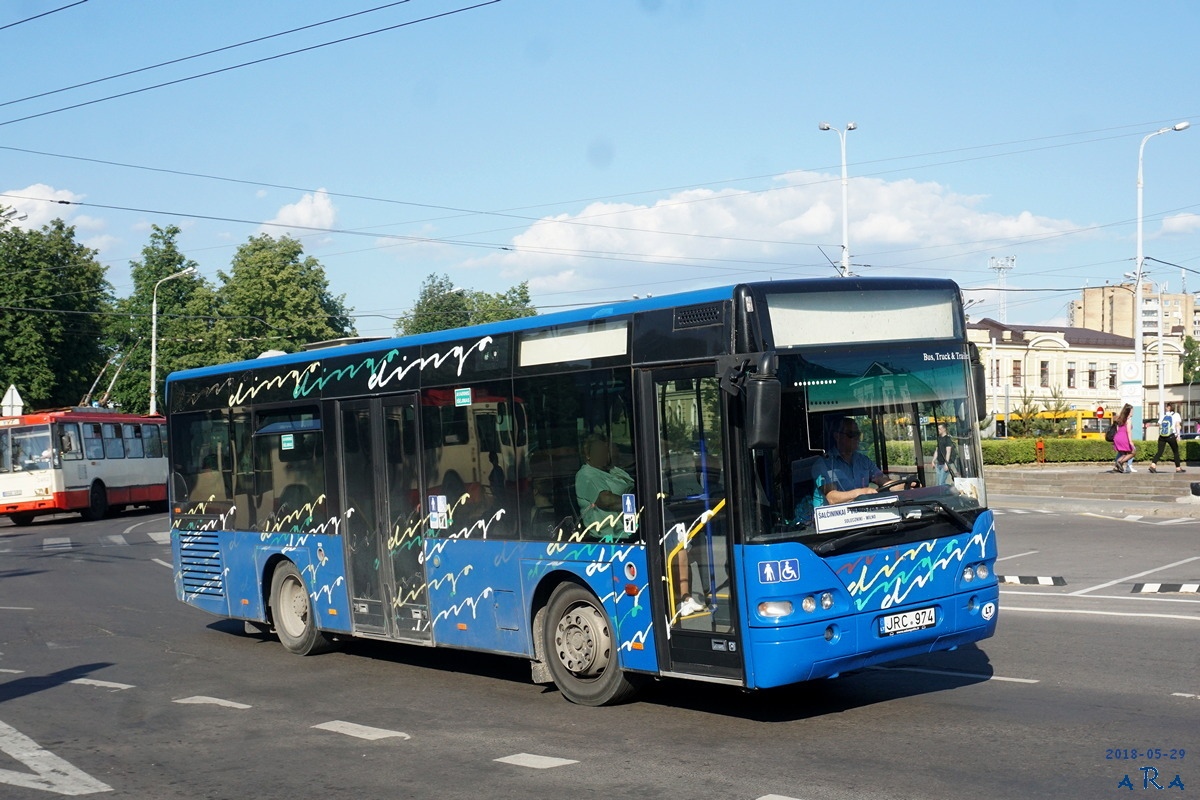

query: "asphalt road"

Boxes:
[0, 506, 1196, 800]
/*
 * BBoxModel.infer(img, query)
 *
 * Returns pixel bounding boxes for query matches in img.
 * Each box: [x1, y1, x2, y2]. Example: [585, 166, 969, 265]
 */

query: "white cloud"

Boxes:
[2, 183, 84, 229]
[1161, 212, 1200, 235]
[260, 189, 337, 243]
[459, 170, 1080, 300]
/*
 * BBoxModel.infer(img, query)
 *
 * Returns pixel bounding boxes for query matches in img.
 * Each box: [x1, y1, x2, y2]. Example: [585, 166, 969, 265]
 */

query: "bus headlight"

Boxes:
[962, 566, 975, 582]
[976, 563, 990, 580]
[801, 595, 817, 613]
[758, 600, 794, 618]
[820, 591, 834, 610]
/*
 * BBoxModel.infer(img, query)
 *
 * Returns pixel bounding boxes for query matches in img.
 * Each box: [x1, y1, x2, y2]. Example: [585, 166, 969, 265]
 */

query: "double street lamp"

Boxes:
[1131, 121, 1189, 436]
[149, 266, 196, 416]
[819, 121, 857, 277]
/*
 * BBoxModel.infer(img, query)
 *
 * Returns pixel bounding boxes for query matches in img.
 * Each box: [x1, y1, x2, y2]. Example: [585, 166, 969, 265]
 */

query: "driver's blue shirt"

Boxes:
[812, 451, 884, 508]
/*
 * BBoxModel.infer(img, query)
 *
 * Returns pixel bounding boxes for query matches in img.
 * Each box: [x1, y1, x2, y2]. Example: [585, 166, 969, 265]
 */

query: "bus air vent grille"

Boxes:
[179, 529, 225, 597]
[674, 304, 723, 329]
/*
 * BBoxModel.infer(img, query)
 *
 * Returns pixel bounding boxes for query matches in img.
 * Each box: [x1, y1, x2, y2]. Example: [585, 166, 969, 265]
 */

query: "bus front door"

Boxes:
[339, 396, 431, 642]
[640, 369, 743, 682]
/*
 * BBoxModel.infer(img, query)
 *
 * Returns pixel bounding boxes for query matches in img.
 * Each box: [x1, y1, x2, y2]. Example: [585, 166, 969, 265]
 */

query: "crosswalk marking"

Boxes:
[42, 537, 72, 550]
[147, 530, 171, 545]
[102, 534, 127, 547]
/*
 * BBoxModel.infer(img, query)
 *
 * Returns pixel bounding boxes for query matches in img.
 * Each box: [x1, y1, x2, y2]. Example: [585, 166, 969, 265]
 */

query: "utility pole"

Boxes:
[989, 256, 1015, 324]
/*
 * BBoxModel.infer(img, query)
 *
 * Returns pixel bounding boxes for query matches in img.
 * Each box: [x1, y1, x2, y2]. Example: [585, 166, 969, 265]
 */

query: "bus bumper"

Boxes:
[744, 585, 999, 690]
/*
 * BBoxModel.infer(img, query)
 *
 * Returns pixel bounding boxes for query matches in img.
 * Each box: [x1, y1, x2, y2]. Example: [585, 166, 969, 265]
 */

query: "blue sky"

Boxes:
[2, 0, 1198, 339]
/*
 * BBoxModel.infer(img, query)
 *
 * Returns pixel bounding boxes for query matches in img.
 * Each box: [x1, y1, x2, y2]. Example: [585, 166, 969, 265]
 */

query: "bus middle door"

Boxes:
[638, 367, 743, 683]
[339, 396, 431, 642]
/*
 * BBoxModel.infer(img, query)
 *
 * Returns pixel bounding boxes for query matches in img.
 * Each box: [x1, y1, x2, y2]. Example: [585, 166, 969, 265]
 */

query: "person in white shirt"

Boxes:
[1149, 403, 1185, 473]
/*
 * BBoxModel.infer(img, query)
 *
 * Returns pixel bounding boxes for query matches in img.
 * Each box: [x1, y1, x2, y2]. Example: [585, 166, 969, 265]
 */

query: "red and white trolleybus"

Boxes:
[0, 407, 168, 525]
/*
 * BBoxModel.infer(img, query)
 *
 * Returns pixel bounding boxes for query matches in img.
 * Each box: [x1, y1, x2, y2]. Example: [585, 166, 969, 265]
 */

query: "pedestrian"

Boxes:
[934, 422, 957, 485]
[1111, 403, 1135, 473]
[1149, 403, 1185, 473]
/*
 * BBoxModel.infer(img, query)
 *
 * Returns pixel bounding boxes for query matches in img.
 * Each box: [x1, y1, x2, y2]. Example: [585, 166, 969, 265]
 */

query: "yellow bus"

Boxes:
[998, 409, 1106, 439]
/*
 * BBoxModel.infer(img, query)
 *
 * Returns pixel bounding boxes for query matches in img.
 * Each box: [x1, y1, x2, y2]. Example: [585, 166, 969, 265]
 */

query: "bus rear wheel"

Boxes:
[79, 482, 108, 521]
[543, 582, 639, 706]
[269, 561, 333, 655]
[9, 512, 35, 527]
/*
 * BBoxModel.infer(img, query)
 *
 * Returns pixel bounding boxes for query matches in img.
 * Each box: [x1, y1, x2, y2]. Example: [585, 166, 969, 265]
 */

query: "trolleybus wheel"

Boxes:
[79, 482, 108, 521]
[269, 561, 333, 655]
[9, 512, 35, 526]
[543, 582, 639, 706]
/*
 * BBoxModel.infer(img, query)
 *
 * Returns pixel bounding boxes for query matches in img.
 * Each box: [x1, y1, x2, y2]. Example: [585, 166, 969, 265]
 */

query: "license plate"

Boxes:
[879, 606, 937, 636]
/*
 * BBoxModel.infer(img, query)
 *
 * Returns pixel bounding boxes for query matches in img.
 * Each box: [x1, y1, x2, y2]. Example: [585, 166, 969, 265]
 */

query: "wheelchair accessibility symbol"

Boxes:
[758, 558, 800, 583]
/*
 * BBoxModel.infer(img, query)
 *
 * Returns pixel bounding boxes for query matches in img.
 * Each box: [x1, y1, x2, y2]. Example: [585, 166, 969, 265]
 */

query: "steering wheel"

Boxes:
[879, 476, 922, 492]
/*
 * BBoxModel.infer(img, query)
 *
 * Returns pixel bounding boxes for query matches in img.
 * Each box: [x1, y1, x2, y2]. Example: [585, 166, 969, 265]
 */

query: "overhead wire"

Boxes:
[0, 0, 503, 127]
[0, 1, 414, 110]
[0, 0, 87, 32]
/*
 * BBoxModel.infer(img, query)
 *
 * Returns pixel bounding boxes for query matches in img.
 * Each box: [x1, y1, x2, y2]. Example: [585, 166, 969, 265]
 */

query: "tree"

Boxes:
[0, 219, 111, 408]
[213, 235, 355, 363]
[1042, 386, 1073, 438]
[106, 225, 206, 414]
[396, 273, 536, 335]
[1006, 391, 1043, 438]
[1182, 336, 1200, 384]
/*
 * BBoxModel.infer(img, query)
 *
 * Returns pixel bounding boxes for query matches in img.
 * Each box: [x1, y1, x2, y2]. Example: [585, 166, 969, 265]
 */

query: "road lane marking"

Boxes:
[1001, 590, 1200, 604]
[1003, 605, 1200, 622]
[0, 718, 113, 795]
[1069, 556, 1200, 596]
[42, 538, 72, 551]
[312, 720, 410, 741]
[494, 753, 578, 769]
[1172, 693, 1199, 699]
[872, 665, 1038, 684]
[0, 669, 24, 674]
[0, 607, 34, 611]
[997, 575, 1065, 586]
[101, 535, 127, 547]
[70, 678, 133, 691]
[152, 558, 172, 569]
[996, 550, 1038, 562]
[147, 531, 170, 545]
[174, 696, 251, 709]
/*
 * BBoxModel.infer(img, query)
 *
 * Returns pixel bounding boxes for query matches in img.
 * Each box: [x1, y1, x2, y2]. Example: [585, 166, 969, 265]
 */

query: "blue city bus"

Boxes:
[167, 277, 998, 705]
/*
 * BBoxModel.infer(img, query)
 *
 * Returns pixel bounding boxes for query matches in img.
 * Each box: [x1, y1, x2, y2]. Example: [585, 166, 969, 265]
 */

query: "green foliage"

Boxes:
[213, 235, 355, 363]
[396, 273, 536, 335]
[981, 436, 1154, 465]
[1005, 391, 1043, 438]
[1183, 335, 1200, 384]
[1041, 387, 1073, 437]
[106, 225, 203, 414]
[0, 219, 111, 408]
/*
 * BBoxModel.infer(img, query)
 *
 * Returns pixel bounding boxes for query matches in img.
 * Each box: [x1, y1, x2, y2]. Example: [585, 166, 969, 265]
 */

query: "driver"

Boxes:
[812, 417, 888, 508]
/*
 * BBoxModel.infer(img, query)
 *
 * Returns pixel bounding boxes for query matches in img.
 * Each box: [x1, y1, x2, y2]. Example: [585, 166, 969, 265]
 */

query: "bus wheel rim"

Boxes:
[554, 603, 610, 678]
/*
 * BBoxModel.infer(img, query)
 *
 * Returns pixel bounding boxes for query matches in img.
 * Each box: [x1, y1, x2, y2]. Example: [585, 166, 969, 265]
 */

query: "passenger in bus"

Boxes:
[575, 433, 634, 534]
[812, 417, 887, 507]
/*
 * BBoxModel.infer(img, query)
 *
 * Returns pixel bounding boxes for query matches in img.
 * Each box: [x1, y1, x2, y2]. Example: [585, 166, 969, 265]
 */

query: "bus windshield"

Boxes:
[1, 424, 53, 471]
[754, 340, 985, 552]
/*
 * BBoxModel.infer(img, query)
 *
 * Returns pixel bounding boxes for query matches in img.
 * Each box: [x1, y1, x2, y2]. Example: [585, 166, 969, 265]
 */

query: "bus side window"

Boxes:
[102, 424, 125, 459]
[123, 424, 145, 458]
[143, 424, 164, 458]
[58, 423, 83, 461]
[83, 423, 105, 460]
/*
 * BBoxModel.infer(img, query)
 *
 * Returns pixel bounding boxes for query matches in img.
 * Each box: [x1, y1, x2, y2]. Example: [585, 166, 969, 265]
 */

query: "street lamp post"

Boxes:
[819, 121, 857, 277]
[1131, 121, 1189, 437]
[149, 266, 196, 416]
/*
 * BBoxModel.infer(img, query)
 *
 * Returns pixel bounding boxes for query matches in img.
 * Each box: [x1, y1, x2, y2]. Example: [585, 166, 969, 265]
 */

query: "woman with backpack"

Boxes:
[1109, 403, 1135, 473]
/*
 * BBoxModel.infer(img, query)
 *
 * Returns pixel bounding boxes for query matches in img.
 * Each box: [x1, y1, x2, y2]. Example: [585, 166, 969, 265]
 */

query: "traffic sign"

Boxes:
[1095, 406, 1104, 418]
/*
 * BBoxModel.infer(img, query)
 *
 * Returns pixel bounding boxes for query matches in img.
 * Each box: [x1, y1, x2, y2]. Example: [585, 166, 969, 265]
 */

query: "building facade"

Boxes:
[968, 318, 1185, 435]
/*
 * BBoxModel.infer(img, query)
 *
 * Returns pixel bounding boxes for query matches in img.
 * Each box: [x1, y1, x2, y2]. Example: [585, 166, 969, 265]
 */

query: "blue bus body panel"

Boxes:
[738, 511, 998, 689]
[425, 538, 656, 671]
[174, 528, 354, 632]
[176, 527, 658, 674]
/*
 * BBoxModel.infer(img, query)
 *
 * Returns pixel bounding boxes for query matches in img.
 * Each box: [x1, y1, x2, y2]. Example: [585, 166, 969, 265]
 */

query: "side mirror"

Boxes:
[746, 351, 780, 450]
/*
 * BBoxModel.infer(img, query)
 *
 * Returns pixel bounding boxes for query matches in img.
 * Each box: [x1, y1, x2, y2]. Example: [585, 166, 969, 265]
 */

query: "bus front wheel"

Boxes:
[269, 561, 333, 655]
[79, 482, 108, 521]
[543, 582, 639, 706]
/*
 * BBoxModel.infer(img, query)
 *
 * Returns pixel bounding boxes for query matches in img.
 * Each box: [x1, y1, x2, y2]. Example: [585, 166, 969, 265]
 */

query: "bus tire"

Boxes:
[269, 561, 334, 656]
[79, 482, 108, 521]
[543, 582, 640, 706]
[9, 512, 35, 527]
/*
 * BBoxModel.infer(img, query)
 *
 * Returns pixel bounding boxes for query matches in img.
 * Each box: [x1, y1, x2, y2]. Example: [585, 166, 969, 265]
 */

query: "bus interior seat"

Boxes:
[791, 454, 823, 524]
